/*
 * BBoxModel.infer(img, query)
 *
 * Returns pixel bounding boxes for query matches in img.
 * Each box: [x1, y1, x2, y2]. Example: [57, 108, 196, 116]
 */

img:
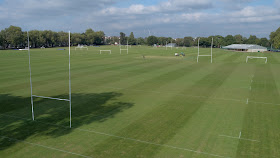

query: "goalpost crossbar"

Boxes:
[246, 56, 267, 63]
[32, 95, 70, 102]
[27, 31, 72, 128]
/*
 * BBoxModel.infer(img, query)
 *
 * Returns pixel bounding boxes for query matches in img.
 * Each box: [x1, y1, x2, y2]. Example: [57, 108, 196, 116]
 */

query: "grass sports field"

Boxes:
[0, 45, 280, 158]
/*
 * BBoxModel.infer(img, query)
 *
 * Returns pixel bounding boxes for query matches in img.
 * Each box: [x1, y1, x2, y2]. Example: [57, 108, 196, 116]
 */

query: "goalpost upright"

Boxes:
[28, 31, 72, 128]
[120, 40, 128, 54]
[197, 37, 213, 63]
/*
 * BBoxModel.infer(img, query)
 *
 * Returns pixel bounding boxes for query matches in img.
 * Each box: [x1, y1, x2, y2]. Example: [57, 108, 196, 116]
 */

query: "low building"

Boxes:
[223, 44, 267, 52]
[165, 43, 177, 47]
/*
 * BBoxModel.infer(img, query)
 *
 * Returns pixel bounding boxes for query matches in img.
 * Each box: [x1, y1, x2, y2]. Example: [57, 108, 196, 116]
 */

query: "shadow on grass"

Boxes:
[0, 92, 134, 150]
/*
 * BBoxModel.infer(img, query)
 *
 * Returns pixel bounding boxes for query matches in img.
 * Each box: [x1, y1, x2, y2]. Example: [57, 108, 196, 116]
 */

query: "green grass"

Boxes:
[0, 45, 280, 158]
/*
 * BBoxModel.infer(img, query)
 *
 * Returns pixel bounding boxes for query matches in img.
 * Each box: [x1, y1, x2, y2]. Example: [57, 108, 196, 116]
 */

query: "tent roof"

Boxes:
[166, 43, 177, 47]
[223, 44, 267, 50]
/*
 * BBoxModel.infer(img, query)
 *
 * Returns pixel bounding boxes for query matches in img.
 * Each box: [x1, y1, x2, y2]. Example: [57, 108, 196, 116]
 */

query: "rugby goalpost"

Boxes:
[100, 50, 112, 54]
[165, 41, 174, 50]
[246, 56, 267, 64]
[197, 37, 213, 63]
[28, 31, 72, 128]
[120, 40, 129, 54]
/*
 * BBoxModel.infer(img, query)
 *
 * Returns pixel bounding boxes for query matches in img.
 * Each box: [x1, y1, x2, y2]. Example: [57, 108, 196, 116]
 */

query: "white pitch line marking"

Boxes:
[1, 136, 92, 158]
[219, 135, 260, 142]
[0, 114, 229, 158]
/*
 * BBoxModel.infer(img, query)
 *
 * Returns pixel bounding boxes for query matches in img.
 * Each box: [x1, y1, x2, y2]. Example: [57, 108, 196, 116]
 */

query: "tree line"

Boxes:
[0, 25, 280, 49]
[0, 26, 105, 49]
[144, 35, 272, 48]
[106, 28, 280, 49]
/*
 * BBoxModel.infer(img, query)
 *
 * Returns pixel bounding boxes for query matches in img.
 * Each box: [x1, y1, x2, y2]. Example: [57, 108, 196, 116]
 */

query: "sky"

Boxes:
[0, 0, 280, 38]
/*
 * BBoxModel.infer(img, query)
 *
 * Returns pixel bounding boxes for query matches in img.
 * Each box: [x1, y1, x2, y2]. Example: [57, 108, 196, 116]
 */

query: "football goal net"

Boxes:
[246, 56, 267, 64]
[100, 50, 112, 54]
[27, 31, 72, 128]
[197, 38, 213, 63]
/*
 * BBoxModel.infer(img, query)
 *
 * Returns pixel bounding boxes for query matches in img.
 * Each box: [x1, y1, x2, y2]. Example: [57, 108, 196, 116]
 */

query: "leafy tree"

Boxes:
[71, 33, 83, 46]
[57, 31, 69, 47]
[157, 37, 168, 46]
[175, 38, 184, 47]
[136, 37, 145, 45]
[234, 34, 243, 44]
[242, 37, 248, 44]
[224, 35, 235, 45]
[29, 30, 39, 48]
[128, 32, 136, 45]
[183, 37, 194, 47]
[270, 27, 280, 49]
[0, 30, 5, 49]
[120, 32, 126, 45]
[41, 30, 55, 47]
[147, 36, 158, 46]
[85, 28, 95, 45]
[258, 38, 270, 47]
[246, 35, 259, 44]
[5, 25, 23, 48]
[94, 31, 105, 45]
[200, 37, 211, 47]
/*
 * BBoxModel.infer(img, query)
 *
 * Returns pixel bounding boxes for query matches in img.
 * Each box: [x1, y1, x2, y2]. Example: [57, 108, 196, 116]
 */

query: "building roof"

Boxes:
[223, 44, 267, 50]
[166, 43, 177, 47]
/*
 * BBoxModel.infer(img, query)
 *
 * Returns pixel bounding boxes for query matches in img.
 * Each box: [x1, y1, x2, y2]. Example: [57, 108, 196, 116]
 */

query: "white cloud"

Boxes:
[218, 0, 255, 10]
[160, 0, 213, 10]
[100, 0, 213, 16]
[228, 6, 280, 22]
[0, 0, 279, 38]
[275, 0, 280, 7]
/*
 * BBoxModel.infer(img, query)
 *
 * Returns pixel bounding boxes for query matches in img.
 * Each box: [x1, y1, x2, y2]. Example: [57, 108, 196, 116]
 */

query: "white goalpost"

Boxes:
[120, 40, 129, 54]
[197, 38, 213, 63]
[28, 31, 72, 128]
[100, 50, 112, 54]
[165, 41, 174, 50]
[246, 56, 267, 64]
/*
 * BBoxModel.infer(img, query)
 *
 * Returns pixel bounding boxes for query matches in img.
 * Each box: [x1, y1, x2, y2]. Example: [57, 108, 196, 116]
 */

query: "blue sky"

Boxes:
[0, 0, 279, 38]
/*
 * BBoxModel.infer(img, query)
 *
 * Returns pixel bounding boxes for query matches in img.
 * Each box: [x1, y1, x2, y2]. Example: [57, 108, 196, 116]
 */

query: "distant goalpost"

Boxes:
[100, 50, 112, 54]
[246, 56, 267, 64]
[165, 41, 174, 50]
[120, 40, 129, 54]
[27, 31, 72, 128]
[197, 38, 213, 63]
